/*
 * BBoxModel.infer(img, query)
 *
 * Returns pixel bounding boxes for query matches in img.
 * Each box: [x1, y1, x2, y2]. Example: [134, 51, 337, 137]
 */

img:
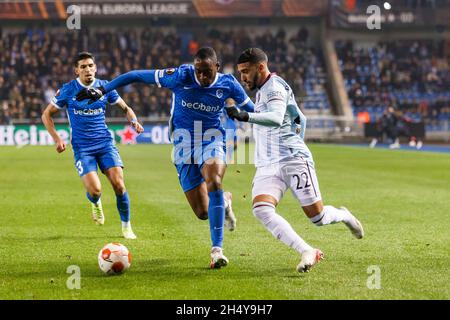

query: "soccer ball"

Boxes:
[98, 243, 132, 275]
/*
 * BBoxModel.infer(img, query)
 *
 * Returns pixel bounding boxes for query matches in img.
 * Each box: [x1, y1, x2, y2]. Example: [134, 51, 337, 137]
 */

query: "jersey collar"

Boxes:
[257, 72, 275, 90]
[76, 77, 97, 88]
[194, 72, 219, 88]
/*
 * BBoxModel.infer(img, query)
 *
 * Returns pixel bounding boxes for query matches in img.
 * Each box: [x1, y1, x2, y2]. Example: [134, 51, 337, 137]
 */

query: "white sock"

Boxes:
[310, 205, 350, 226]
[122, 221, 131, 228]
[253, 202, 313, 254]
[224, 198, 229, 210]
[224, 192, 230, 210]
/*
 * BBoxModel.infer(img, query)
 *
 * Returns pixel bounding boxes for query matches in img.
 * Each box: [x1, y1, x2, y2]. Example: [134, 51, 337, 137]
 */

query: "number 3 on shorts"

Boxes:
[76, 160, 83, 175]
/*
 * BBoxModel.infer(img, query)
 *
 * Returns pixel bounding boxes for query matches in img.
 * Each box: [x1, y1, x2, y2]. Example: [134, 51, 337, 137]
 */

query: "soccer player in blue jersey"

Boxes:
[76, 47, 254, 268]
[41, 52, 144, 239]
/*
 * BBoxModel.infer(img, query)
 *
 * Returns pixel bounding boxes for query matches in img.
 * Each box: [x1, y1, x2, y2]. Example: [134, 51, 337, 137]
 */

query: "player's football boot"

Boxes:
[91, 200, 105, 225]
[389, 139, 400, 149]
[297, 249, 324, 273]
[210, 247, 229, 269]
[224, 192, 237, 232]
[340, 207, 364, 239]
[122, 226, 137, 240]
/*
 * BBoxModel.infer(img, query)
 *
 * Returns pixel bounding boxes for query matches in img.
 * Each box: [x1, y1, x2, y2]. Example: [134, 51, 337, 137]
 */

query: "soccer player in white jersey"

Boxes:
[227, 48, 364, 273]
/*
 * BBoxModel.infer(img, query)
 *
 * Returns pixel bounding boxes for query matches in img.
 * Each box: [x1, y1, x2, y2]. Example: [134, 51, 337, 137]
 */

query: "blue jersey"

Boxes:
[51, 78, 121, 153]
[154, 64, 250, 135]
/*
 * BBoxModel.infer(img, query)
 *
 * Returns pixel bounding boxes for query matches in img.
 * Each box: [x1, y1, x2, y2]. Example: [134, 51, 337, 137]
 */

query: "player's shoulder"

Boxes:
[260, 74, 290, 101]
[168, 64, 192, 83]
[174, 64, 193, 78]
[178, 64, 194, 72]
[220, 73, 238, 82]
[95, 78, 110, 86]
[216, 73, 240, 88]
[267, 74, 290, 91]
[56, 79, 78, 95]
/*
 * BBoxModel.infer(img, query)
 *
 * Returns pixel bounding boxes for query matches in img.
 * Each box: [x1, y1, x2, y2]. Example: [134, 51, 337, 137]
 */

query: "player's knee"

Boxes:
[114, 185, 126, 196]
[205, 176, 222, 192]
[111, 180, 126, 195]
[89, 187, 102, 199]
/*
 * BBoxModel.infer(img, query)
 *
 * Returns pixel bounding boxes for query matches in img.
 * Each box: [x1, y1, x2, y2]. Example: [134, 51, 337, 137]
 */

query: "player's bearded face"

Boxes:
[238, 62, 258, 91]
[75, 58, 97, 85]
[194, 58, 218, 87]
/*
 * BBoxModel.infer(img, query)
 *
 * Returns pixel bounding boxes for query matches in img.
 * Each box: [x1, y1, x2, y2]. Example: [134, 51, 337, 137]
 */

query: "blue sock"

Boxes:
[86, 192, 100, 204]
[116, 192, 130, 223]
[208, 189, 225, 248]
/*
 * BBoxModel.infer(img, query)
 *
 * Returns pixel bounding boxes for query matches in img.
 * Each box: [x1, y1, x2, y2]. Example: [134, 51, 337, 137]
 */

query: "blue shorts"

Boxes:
[173, 138, 226, 192]
[74, 145, 123, 177]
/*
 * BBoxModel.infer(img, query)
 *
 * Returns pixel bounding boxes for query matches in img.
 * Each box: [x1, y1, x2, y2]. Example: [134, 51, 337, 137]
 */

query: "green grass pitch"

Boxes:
[0, 143, 449, 300]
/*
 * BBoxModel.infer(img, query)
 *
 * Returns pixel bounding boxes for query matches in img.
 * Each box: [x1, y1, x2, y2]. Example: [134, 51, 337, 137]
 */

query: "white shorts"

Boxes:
[252, 157, 322, 206]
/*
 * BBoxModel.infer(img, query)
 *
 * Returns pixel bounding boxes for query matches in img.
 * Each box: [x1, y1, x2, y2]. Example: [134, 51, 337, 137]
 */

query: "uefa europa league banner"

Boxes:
[0, 0, 326, 19]
[0, 124, 170, 146]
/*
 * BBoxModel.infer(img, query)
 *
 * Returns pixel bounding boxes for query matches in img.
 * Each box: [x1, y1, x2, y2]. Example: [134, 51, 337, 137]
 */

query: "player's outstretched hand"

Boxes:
[76, 86, 105, 104]
[226, 106, 249, 122]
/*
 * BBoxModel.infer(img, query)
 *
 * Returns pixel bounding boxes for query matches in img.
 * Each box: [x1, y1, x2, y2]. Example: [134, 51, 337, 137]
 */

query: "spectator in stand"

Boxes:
[1, 26, 328, 124]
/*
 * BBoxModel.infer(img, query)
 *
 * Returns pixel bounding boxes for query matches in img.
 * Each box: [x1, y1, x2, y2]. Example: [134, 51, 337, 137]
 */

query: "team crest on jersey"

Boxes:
[216, 89, 223, 99]
[165, 68, 176, 75]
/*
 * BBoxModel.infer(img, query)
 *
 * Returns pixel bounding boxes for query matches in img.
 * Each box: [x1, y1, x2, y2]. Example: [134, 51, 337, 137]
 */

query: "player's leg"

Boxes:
[285, 159, 364, 239]
[183, 182, 209, 220]
[223, 191, 236, 231]
[303, 201, 364, 239]
[370, 125, 382, 148]
[388, 126, 400, 149]
[76, 154, 105, 225]
[181, 169, 235, 227]
[201, 157, 229, 268]
[252, 166, 321, 273]
[98, 148, 136, 239]
[103, 166, 136, 239]
[81, 171, 105, 225]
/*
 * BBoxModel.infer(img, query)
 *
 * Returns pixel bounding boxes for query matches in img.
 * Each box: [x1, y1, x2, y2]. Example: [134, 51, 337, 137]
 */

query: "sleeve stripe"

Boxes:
[155, 69, 161, 88]
[50, 100, 63, 109]
[237, 97, 250, 107]
[267, 98, 284, 103]
[110, 97, 122, 105]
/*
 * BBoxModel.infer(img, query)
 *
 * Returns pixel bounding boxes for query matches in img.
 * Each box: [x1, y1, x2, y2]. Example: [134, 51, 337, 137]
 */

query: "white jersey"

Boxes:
[250, 74, 313, 167]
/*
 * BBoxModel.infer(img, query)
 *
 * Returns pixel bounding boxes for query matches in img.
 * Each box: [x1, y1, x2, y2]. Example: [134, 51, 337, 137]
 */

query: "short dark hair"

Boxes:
[194, 47, 218, 63]
[73, 52, 95, 67]
[237, 48, 268, 65]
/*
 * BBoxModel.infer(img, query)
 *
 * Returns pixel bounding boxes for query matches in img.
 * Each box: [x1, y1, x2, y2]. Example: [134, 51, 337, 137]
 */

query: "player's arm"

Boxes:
[236, 98, 255, 112]
[116, 99, 144, 134]
[227, 94, 285, 127]
[41, 104, 66, 153]
[75, 70, 160, 103]
[229, 76, 255, 112]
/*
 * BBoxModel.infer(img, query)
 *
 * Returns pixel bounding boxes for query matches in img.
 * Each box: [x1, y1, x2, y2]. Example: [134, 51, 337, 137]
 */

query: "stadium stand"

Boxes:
[0, 25, 330, 124]
[336, 40, 450, 132]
